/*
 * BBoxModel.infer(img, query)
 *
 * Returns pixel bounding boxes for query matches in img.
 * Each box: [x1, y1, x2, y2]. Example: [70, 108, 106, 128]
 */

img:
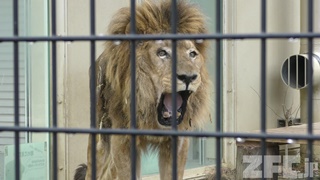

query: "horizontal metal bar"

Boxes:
[0, 33, 320, 42]
[1, 126, 320, 140]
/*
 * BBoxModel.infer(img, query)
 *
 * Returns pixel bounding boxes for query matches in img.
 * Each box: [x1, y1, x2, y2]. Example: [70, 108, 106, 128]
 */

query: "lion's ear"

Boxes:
[108, 7, 147, 35]
[108, 7, 131, 35]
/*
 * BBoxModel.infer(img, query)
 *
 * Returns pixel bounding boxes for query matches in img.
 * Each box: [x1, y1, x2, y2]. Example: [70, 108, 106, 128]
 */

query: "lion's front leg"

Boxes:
[159, 137, 189, 180]
[85, 134, 110, 180]
[109, 135, 141, 180]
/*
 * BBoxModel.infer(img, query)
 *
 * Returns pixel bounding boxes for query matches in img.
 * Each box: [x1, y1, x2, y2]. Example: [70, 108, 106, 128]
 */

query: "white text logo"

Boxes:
[243, 155, 318, 178]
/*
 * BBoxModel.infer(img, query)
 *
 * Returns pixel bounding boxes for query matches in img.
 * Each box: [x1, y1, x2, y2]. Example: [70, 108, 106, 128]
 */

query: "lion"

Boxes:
[74, 1, 211, 179]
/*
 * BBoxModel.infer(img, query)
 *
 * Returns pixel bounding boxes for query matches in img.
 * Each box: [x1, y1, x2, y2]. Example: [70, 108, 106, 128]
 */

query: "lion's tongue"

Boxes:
[163, 93, 183, 113]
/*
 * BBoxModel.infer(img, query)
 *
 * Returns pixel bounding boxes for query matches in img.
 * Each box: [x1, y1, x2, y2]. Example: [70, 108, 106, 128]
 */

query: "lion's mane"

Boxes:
[96, 0, 211, 132]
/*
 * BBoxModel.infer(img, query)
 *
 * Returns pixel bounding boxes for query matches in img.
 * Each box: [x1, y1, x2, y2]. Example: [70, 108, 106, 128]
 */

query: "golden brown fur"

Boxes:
[75, 1, 211, 179]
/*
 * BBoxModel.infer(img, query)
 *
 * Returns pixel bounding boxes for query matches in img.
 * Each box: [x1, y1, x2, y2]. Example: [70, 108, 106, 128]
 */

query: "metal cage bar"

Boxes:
[13, 0, 20, 179]
[215, 0, 222, 179]
[260, 0, 267, 178]
[170, 0, 178, 179]
[307, 0, 314, 178]
[89, 0, 97, 179]
[3, 126, 320, 139]
[2, 32, 320, 42]
[129, 0, 137, 179]
[50, 0, 58, 179]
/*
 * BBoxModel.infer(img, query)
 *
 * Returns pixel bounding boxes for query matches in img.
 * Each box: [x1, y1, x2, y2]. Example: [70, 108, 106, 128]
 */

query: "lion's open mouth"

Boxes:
[157, 91, 192, 126]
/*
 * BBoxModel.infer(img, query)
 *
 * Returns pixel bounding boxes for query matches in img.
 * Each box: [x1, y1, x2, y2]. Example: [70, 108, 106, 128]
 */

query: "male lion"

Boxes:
[75, 1, 211, 179]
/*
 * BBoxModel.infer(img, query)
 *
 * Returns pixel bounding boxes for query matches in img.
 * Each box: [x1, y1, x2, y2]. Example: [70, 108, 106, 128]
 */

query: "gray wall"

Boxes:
[55, 1, 129, 179]
[223, 0, 301, 167]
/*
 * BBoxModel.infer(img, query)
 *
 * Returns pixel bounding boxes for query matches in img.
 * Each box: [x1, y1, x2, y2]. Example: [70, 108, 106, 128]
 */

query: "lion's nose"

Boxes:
[177, 74, 198, 84]
[177, 74, 198, 90]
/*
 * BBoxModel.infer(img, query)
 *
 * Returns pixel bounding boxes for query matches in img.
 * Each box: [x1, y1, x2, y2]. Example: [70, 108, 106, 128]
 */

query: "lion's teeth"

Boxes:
[163, 111, 181, 118]
[163, 112, 171, 118]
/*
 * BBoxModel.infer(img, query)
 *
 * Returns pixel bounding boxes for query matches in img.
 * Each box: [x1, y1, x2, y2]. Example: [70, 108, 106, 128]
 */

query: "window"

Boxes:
[0, 0, 50, 179]
[0, 0, 27, 150]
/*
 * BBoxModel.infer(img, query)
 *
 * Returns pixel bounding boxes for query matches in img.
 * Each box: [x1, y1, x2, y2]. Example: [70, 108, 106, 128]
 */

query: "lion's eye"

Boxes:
[157, 50, 168, 59]
[189, 51, 198, 58]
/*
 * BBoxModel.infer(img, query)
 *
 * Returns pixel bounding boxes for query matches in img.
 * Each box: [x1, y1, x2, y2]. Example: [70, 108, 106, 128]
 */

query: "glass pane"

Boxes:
[0, 0, 50, 179]
[0, 0, 27, 178]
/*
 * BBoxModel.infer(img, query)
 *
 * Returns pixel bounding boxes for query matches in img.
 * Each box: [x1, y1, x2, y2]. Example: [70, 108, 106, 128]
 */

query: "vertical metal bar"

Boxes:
[215, 0, 222, 179]
[307, 0, 314, 178]
[170, 1, 178, 129]
[296, 55, 298, 88]
[200, 138, 204, 164]
[288, 57, 290, 87]
[13, 0, 20, 179]
[51, 0, 58, 179]
[170, 0, 178, 179]
[89, 0, 97, 179]
[129, 0, 137, 179]
[260, 0, 267, 179]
